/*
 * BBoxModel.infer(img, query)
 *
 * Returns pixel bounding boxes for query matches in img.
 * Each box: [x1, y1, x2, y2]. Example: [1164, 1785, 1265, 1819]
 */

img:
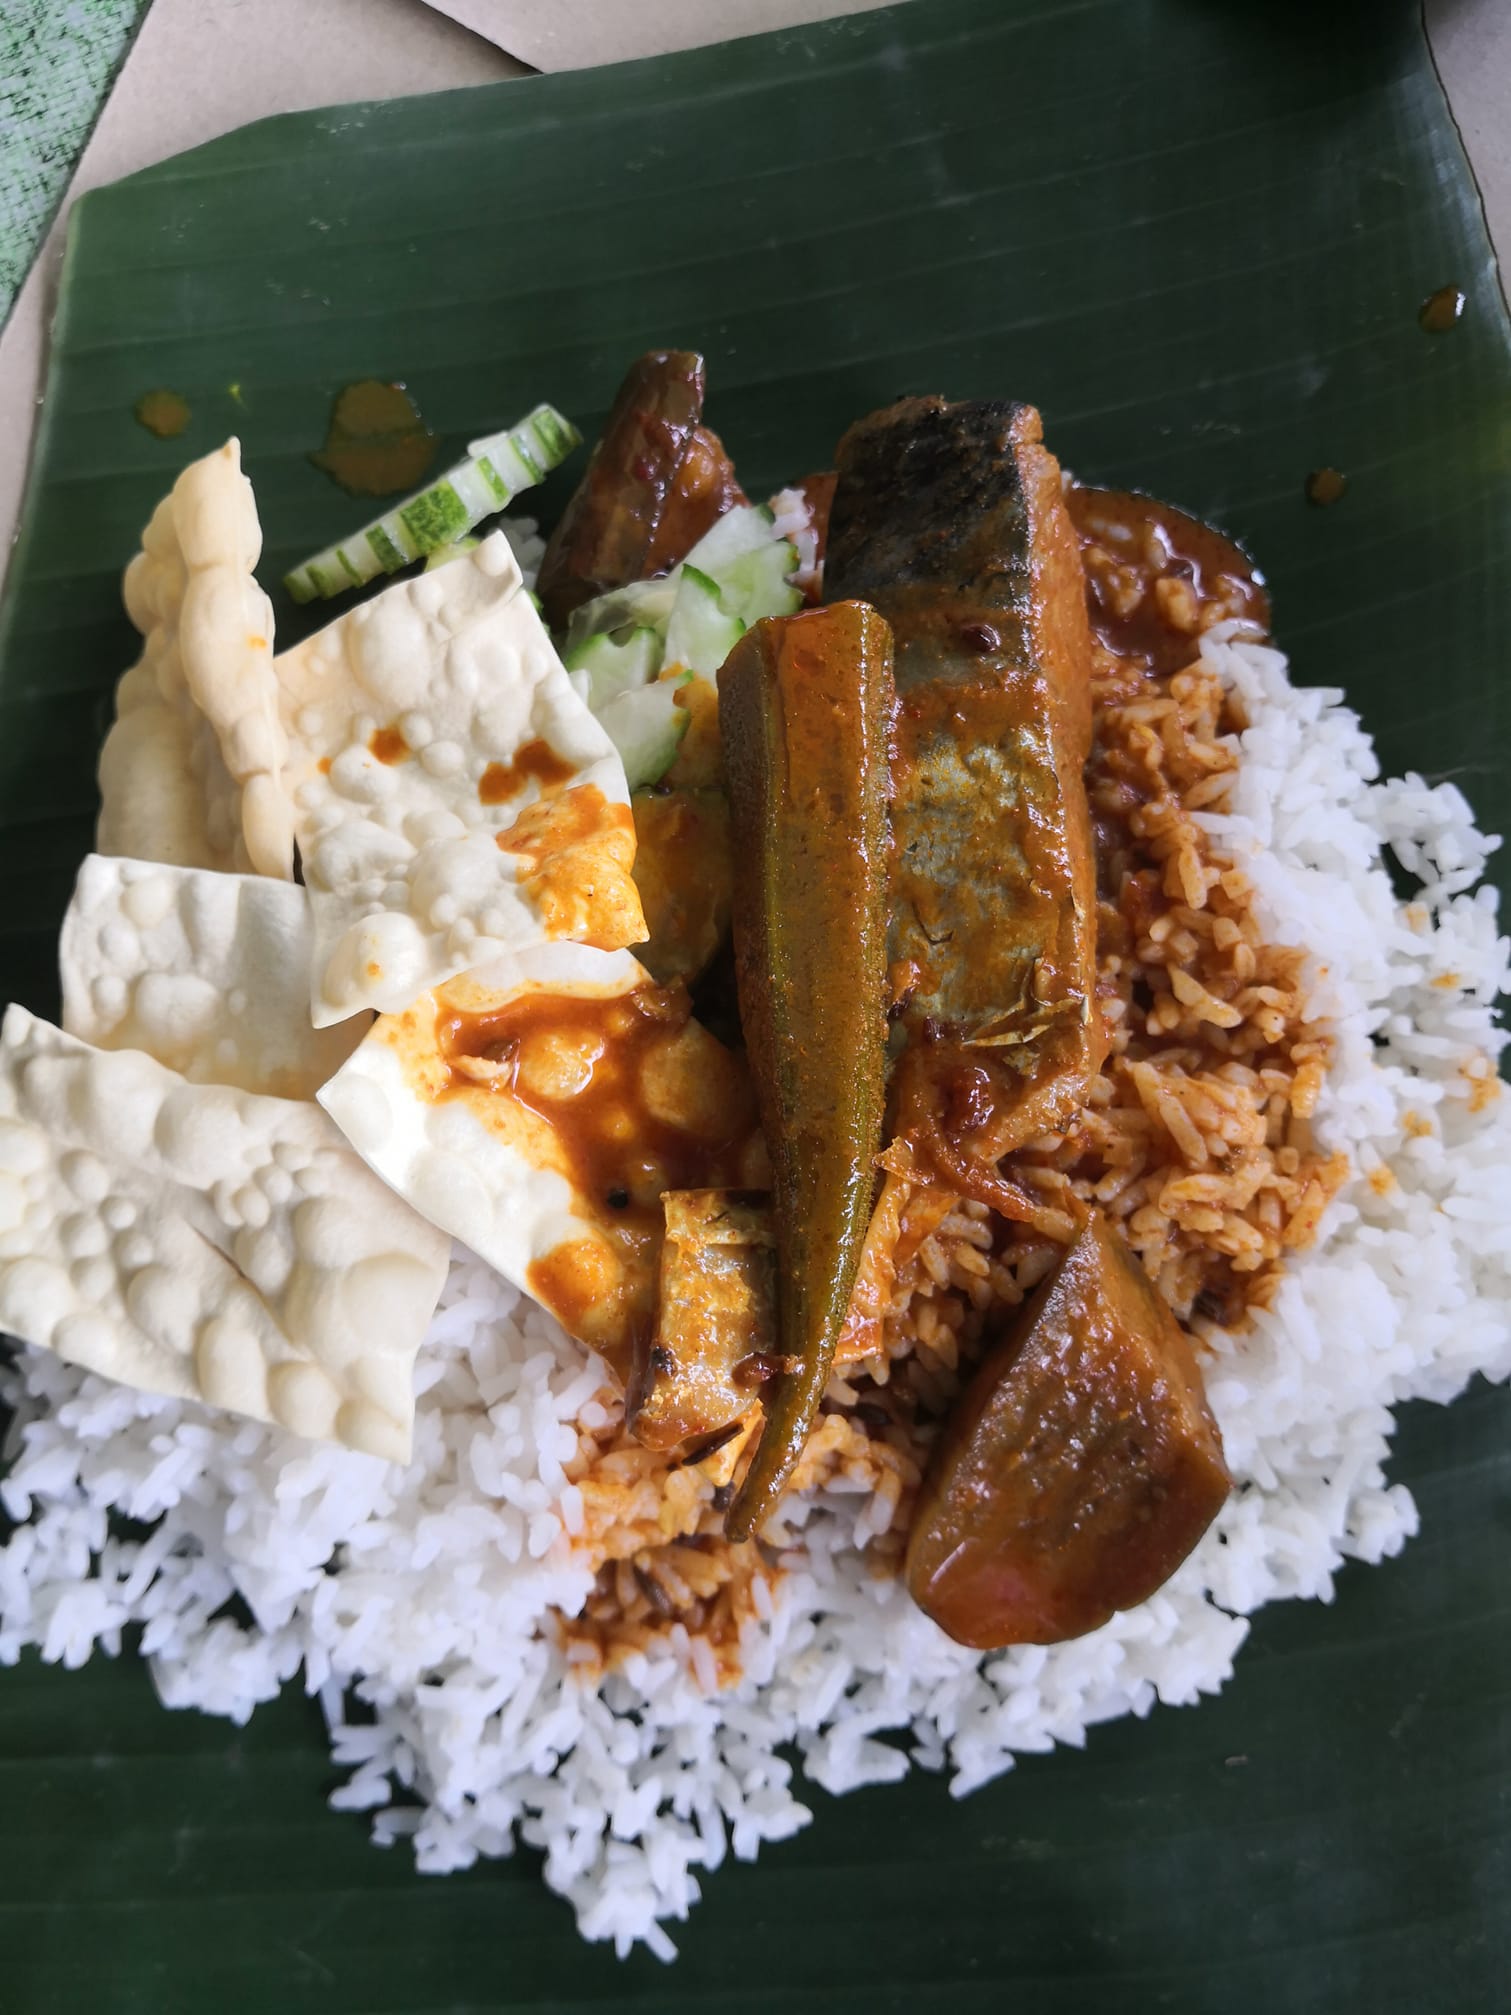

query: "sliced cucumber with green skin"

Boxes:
[684, 505, 799, 624]
[682, 502, 778, 575]
[663, 565, 746, 676]
[560, 506, 800, 658]
[596, 673, 693, 788]
[423, 535, 480, 571]
[564, 625, 662, 710]
[715, 540, 803, 626]
[565, 573, 681, 651]
[283, 402, 581, 603]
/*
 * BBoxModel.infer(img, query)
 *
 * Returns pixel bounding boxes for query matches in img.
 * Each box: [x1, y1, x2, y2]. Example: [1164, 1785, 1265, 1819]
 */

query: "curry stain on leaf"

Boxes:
[1419, 285, 1466, 333]
[1305, 467, 1348, 506]
[133, 388, 190, 438]
[310, 378, 436, 497]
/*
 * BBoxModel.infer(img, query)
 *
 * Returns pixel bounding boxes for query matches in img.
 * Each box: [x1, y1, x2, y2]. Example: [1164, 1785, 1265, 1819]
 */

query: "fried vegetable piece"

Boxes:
[630, 786, 733, 985]
[906, 1211, 1231, 1648]
[537, 350, 744, 629]
[628, 1189, 774, 1452]
[826, 398, 1105, 1206]
[720, 602, 895, 1539]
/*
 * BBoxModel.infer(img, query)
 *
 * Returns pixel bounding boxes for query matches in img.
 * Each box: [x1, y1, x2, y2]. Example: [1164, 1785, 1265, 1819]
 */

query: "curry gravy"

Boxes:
[437, 982, 758, 1356]
[1068, 485, 1268, 673]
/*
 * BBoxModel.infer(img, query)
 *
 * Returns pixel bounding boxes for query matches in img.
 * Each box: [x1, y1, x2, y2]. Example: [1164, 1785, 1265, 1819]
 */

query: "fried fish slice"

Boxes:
[826, 398, 1105, 1204]
[627, 1189, 774, 1454]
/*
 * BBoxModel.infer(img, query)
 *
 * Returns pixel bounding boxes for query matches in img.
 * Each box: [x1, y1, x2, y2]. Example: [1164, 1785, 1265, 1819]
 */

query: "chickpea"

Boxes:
[515, 1027, 605, 1102]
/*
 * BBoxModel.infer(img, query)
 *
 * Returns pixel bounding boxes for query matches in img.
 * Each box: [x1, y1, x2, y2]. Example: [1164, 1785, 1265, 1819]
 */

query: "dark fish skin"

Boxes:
[537, 349, 743, 630]
[826, 397, 1105, 1179]
[826, 398, 1044, 642]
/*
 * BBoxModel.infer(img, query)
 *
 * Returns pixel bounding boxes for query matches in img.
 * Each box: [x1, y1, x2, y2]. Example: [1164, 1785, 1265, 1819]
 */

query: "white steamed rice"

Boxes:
[1, 625, 1508, 1960]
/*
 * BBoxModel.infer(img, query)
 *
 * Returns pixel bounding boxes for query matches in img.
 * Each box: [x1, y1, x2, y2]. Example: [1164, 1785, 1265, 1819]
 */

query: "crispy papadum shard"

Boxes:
[60, 854, 364, 1100]
[627, 1190, 772, 1453]
[826, 398, 1105, 1185]
[272, 532, 646, 1027]
[906, 1211, 1231, 1648]
[318, 946, 762, 1385]
[98, 439, 292, 879]
[720, 601, 894, 1539]
[0, 1007, 449, 1460]
[537, 350, 745, 629]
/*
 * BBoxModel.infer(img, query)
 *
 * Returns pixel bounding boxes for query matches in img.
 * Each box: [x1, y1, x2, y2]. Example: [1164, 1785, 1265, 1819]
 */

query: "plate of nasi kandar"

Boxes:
[0, 0, 1507, 2005]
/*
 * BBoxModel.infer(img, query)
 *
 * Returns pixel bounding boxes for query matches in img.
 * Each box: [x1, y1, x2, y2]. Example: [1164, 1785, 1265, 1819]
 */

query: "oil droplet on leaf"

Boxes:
[1418, 285, 1466, 333]
[1305, 467, 1348, 507]
[134, 389, 191, 438]
[310, 379, 436, 497]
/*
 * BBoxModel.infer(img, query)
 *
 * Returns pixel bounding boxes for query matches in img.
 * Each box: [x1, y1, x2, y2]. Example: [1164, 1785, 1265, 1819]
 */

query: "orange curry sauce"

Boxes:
[437, 983, 758, 1364]
[480, 738, 577, 805]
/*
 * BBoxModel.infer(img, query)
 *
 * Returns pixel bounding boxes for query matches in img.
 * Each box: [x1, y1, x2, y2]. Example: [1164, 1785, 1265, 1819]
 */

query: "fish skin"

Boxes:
[826, 396, 1104, 1167]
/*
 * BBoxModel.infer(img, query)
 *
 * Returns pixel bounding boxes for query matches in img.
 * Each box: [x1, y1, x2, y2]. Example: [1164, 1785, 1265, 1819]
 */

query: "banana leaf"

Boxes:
[0, 0, 1507, 2007]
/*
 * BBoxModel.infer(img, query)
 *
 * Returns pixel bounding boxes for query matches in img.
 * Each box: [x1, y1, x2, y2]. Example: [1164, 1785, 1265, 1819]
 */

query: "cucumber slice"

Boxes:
[714, 538, 803, 626]
[283, 401, 581, 603]
[560, 506, 799, 658]
[564, 624, 663, 710]
[684, 503, 799, 624]
[663, 565, 745, 677]
[596, 674, 693, 789]
[564, 573, 682, 651]
[423, 535, 480, 571]
[682, 502, 777, 576]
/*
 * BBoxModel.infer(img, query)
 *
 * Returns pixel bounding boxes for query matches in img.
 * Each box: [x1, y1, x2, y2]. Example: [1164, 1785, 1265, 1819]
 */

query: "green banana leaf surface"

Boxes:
[0, 0, 1507, 2007]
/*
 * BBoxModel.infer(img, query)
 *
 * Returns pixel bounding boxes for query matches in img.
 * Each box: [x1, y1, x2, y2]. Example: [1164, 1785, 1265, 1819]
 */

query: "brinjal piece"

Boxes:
[826, 398, 1105, 1193]
[537, 350, 744, 629]
[906, 1211, 1231, 1648]
[628, 1189, 774, 1453]
[719, 601, 894, 1539]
